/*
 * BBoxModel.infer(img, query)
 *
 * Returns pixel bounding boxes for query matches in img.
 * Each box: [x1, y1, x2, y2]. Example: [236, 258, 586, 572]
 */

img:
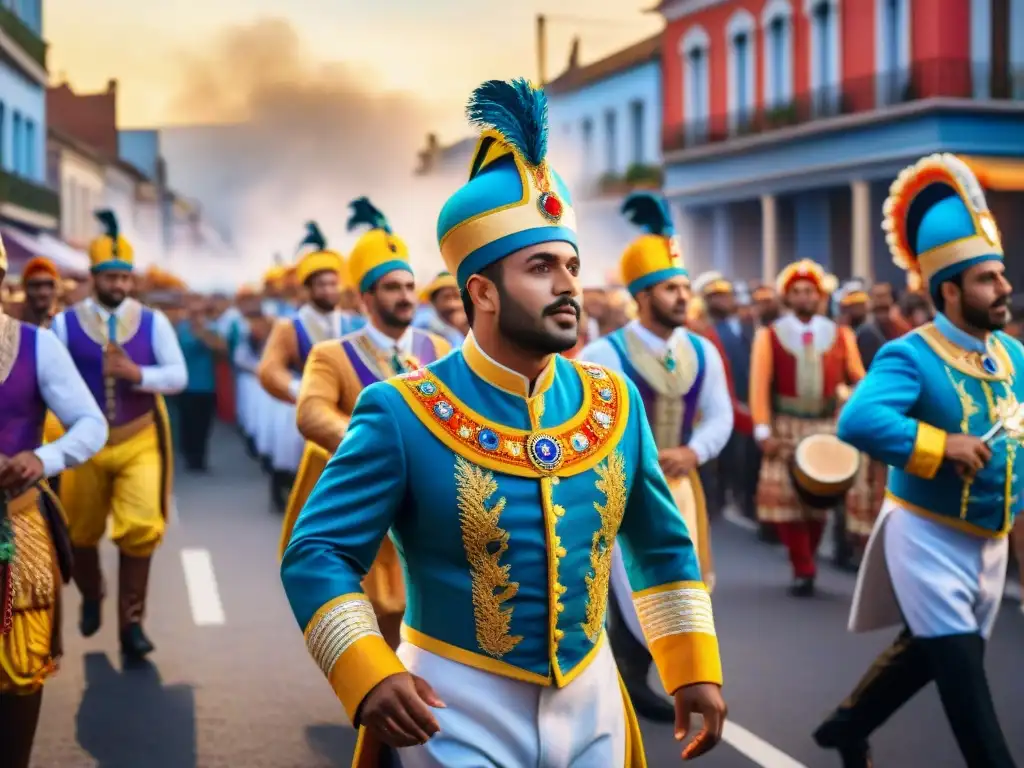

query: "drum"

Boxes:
[790, 433, 861, 509]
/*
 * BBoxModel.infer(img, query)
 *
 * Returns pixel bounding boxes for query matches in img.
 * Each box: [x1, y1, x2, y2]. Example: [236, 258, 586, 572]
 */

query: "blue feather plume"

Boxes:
[299, 221, 327, 252]
[94, 209, 120, 239]
[346, 197, 392, 234]
[466, 78, 548, 167]
[621, 192, 675, 237]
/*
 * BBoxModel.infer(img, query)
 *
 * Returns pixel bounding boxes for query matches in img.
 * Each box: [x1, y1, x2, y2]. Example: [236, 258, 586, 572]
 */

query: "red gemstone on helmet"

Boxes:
[543, 194, 563, 217]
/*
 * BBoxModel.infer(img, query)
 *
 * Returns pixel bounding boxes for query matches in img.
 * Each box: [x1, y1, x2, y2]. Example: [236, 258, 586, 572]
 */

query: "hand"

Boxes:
[659, 446, 700, 479]
[104, 346, 142, 384]
[674, 682, 727, 760]
[0, 451, 45, 492]
[358, 672, 445, 748]
[944, 433, 992, 477]
[758, 436, 781, 459]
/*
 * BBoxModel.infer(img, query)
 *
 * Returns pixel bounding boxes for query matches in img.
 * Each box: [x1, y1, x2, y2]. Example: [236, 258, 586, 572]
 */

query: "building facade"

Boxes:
[657, 0, 1024, 285]
[546, 35, 663, 197]
[47, 127, 105, 248]
[0, 0, 57, 232]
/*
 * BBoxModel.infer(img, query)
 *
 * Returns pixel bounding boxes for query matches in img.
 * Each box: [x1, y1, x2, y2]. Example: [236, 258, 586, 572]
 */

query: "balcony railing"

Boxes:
[0, 6, 46, 69]
[0, 168, 60, 219]
[663, 59, 1024, 154]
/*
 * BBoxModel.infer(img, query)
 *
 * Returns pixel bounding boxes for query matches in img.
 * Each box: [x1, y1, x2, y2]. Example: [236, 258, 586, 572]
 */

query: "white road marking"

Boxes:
[647, 664, 807, 767]
[181, 548, 225, 626]
[723, 504, 759, 532]
[723, 721, 809, 768]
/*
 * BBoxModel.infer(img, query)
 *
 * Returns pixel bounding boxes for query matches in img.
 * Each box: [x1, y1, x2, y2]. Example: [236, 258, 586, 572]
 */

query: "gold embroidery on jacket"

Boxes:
[10, 504, 55, 611]
[582, 451, 628, 642]
[945, 368, 979, 518]
[454, 457, 523, 658]
[0, 313, 21, 384]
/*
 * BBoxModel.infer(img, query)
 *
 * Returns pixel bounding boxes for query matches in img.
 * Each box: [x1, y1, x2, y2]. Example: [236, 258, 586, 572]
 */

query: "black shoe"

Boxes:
[789, 577, 815, 597]
[80, 599, 102, 637]
[120, 623, 155, 660]
[813, 737, 873, 768]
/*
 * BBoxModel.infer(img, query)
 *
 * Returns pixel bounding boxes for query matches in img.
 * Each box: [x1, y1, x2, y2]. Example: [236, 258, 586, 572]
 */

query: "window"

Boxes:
[12, 111, 22, 175]
[762, 0, 794, 108]
[581, 117, 593, 168]
[629, 101, 645, 165]
[680, 25, 711, 144]
[726, 10, 757, 133]
[875, 0, 910, 105]
[806, 0, 841, 115]
[604, 110, 617, 173]
[24, 119, 34, 179]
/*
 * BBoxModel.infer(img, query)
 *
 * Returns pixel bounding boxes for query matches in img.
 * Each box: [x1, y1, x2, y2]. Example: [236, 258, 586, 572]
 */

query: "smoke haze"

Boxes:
[158, 18, 467, 290]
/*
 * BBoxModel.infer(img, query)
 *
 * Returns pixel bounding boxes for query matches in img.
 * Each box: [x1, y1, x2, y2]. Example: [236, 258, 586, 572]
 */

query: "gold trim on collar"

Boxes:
[916, 322, 1012, 381]
[0, 313, 21, 385]
[73, 298, 143, 346]
[390, 360, 629, 479]
[461, 333, 556, 400]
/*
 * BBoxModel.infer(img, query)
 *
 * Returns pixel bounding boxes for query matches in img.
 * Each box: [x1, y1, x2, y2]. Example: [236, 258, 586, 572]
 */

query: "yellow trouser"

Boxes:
[60, 422, 166, 557]
[0, 489, 59, 694]
[42, 411, 63, 445]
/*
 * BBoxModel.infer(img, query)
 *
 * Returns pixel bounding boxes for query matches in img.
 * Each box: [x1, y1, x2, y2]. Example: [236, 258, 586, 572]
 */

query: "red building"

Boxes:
[655, 0, 1024, 287]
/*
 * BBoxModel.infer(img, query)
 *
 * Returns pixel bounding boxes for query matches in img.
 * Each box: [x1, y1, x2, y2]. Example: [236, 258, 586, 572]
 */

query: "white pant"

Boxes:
[611, 543, 647, 649]
[269, 398, 304, 472]
[884, 506, 1009, 639]
[396, 641, 626, 768]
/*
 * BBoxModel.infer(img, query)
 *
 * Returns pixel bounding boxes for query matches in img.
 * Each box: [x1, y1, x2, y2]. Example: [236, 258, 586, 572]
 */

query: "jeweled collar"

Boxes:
[461, 333, 556, 400]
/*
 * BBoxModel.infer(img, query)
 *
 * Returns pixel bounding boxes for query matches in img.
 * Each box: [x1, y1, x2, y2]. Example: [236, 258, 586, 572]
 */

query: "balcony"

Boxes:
[0, 5, 46, 70]
[664, 59, 1024, 154]
[0, 168, 60, 219]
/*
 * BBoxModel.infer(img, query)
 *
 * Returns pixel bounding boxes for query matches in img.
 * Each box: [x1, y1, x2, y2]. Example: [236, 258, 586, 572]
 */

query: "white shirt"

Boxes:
[364, 322, 414, 356]
[31, 327, 109, 476]
[52, 297, 188, 394]
[233, 325, 261, 375]
[580, 319, 733, 464]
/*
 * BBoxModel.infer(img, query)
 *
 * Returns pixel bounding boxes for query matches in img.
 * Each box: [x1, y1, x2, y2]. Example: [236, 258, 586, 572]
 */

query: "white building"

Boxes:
[47, 126, 105, 249]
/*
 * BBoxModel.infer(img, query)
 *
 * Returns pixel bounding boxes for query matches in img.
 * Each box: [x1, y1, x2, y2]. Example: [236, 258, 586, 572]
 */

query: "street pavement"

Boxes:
[30, 424, 1024, 767]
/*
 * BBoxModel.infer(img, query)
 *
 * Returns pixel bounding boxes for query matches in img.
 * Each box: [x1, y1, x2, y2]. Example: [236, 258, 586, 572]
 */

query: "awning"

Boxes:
[0, 226, 44, 271]
[962, 156, 1024, 191]
[35, 233, 90, 276]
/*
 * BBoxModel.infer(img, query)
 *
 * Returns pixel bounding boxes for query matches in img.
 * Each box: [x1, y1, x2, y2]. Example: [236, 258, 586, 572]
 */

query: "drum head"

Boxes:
[795, 434, 860, 483]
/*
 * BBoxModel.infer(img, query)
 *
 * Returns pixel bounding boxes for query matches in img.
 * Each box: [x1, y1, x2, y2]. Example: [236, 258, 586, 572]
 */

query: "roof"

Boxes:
[545, 33, 662, 96]
[47, 126, 105, 165]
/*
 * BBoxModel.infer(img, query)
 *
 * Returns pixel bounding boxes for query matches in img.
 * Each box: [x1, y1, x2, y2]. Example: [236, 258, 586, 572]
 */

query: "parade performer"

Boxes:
[282, 78, 725, 767]
[814, 154, 1019, 768]
[836, 279, 870, 331]
[18, 258, 64, 448]
[0, 232, 107, 768]
[751, 258, 869, 596]
[279, 198, 451, 649]
[258, 223, 354, 512]
[413, 270, 466, 347]
[578, 194, 732, 723]
[52, 210, 187, 659]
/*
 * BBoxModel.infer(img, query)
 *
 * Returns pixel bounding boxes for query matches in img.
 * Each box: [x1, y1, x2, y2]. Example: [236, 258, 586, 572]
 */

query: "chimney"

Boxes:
[569, 37, 581, 70]
[536, 14, 548, 84]
[107, 78, 117, 94]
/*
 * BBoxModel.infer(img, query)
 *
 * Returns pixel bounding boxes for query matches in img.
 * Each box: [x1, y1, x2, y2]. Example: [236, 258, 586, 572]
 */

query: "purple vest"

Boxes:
[0, 323, 46, 456]
[293, 317, 314, 369]
[64, 308, 158, 427]
[341, 330, 442, 388]
[608, 328, 706, 446]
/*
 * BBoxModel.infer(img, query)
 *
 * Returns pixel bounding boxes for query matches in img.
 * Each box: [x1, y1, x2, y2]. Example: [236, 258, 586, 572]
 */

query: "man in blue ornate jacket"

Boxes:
[813, 153, 1019, 768]
[281, 79, 726, 768]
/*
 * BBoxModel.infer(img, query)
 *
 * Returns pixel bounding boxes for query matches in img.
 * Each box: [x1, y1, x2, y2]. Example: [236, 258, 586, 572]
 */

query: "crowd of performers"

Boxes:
[1, 76, 1022, 768]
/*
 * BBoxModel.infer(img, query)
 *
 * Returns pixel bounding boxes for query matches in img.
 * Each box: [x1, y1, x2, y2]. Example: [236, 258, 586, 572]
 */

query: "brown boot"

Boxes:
[0, 689, 44, 768]
[118, 553, 154, 659]
[72, 546, 104, 637]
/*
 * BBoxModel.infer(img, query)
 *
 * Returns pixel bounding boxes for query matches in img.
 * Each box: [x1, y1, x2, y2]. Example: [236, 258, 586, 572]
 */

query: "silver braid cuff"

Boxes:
[306, 597, 382, 677]
[633, 586, 716, 644]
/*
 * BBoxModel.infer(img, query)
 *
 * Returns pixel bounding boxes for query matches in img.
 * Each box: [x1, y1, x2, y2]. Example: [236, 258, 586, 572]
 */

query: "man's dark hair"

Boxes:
[931, 274, 963, 314]
[461, 261, 504, 327]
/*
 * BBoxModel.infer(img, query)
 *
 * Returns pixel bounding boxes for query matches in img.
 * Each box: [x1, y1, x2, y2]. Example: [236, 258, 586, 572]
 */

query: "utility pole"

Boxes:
[536, 14, 548, 85]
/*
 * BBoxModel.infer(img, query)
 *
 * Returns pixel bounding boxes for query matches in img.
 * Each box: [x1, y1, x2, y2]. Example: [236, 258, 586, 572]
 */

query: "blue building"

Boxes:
[0, 0, 58, 234]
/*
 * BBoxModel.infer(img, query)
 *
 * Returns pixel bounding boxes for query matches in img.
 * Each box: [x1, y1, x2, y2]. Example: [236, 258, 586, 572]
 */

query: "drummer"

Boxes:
[579, 191, 732, 721]
[814, 153, 1019, 768]
[750, 259, 869, 596]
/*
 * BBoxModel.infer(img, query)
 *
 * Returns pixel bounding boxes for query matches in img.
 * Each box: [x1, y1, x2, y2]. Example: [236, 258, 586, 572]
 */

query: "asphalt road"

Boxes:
[29, 424, 1024, 768]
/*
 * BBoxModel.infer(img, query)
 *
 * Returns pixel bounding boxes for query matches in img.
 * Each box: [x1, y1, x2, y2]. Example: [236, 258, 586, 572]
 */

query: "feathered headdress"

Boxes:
[882, 153, 1002, 293]
[347, 197, 392, 234]
[436, 78, 576, 289]
[294, 221, 344, 286]
[775, 259, 827, 295]
[299, 221, 327, 252]
[346, 197, 410, 292]
[89, 209, 134, 272]
[618, 191, 686, 295]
